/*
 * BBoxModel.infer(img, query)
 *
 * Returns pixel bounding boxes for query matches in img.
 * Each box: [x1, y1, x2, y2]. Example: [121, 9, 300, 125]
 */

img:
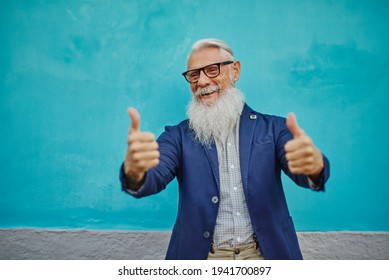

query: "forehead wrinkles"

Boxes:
[187, 47, 232, 70]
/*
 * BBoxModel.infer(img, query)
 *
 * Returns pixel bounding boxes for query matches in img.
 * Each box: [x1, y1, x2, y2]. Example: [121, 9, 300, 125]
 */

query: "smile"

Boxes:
[201, 89, 218, 96]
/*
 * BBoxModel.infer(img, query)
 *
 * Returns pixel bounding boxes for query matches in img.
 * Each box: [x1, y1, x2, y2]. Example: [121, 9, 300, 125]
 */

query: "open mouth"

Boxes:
[194, 86, 221, 98]
[201, 89, 218, 96]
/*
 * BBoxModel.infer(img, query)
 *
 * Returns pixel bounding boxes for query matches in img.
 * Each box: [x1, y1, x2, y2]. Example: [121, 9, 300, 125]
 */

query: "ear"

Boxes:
[233, 60, 241, 81]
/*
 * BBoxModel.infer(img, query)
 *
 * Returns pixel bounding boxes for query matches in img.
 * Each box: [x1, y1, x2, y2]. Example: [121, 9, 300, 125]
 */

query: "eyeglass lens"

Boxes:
[183, 61, 233, 83]
[186, 65, 220, 82]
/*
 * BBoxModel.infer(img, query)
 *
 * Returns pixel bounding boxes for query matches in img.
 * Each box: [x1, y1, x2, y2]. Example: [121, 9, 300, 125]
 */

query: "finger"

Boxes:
[287, 155, 314, 173]
[285, 146, 315, 162]
[129, 141, 159, 154]
[128, 132, 156, 144]
[288, 163, 317, 175]
[128, 107, 141, 133]
[286, 113, 304, 138]
[132, 150, 160, 162]
[284, 136, 312, 153]
[288, 165, 310, 175]
[286, 144, 314, 166]
[131, 158, 160, 172]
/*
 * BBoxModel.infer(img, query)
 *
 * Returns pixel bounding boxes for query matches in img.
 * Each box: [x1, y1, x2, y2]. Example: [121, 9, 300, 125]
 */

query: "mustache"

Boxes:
[193, 85, 220, 96]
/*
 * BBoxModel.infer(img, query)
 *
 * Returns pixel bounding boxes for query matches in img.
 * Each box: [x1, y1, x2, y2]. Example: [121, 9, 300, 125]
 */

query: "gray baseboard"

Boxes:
[1, 228, 388, 260]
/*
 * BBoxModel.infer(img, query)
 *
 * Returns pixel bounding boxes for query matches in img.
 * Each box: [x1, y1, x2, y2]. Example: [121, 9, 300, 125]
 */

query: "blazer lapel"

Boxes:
[202, 103, 256, 192]
[239, 104, 257, 192]
[204, 142, 220, 190]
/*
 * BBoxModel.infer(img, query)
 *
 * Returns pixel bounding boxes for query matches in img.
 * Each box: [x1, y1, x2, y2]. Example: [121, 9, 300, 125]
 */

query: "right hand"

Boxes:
[124, 108, 160, 185]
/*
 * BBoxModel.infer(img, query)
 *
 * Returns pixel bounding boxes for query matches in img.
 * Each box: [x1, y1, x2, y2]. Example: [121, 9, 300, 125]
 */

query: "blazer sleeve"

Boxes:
[120, 125, 182, 198]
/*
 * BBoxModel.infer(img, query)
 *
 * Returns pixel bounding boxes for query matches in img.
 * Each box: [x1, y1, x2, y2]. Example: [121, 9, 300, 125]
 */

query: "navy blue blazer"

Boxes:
[121, 104, 330, 260]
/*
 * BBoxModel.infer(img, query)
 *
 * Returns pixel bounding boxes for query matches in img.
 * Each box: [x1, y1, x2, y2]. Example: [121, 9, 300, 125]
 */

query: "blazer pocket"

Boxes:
[253, 135, 274, 155]
[254, 134, 273, 145]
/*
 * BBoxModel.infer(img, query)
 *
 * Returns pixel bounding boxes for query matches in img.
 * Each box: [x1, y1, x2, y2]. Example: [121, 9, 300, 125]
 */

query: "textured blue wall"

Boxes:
[1, 0, 388, 231]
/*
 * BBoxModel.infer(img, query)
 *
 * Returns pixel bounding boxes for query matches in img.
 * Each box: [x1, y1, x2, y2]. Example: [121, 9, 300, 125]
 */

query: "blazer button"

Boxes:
[211, 196, 219, 204]
[249, 114, 257, 120]
[203, 231, 210, 239]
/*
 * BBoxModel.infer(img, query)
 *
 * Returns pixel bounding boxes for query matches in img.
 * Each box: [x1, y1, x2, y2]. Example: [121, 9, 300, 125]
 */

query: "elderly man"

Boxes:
[120, 38, 330, 260]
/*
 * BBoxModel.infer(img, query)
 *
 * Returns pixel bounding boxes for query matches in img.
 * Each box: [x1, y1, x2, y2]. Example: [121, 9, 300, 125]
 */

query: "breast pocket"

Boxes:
[252, 135, 274, 155]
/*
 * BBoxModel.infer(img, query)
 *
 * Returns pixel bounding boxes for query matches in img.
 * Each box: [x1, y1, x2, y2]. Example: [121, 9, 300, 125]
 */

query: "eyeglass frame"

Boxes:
[181, 60, 234, 83]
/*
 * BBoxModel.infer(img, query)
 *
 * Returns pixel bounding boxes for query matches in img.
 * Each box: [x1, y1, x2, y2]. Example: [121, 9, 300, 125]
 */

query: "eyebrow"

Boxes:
[186, 61, 232, 72]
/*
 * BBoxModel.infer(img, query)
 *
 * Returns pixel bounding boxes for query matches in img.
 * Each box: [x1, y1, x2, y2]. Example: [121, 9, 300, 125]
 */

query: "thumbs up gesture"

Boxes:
[123, 108, 160, 189]
[284, 113, 324, 178]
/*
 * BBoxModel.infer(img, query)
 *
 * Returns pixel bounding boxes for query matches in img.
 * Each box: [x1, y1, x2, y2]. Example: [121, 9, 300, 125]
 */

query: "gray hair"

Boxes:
[190, 38, 234, 59]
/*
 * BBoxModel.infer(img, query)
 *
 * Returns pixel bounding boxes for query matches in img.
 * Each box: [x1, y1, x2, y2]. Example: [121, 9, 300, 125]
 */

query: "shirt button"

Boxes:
[230, 165, 235, 169]
[211, 196, 219, 204]
[235, 249, 240, 255]
[228, 142, 232, 146]
[236, 212, 241, 216]
[233, 187, 237, 191]
[203, 231, 210, 239]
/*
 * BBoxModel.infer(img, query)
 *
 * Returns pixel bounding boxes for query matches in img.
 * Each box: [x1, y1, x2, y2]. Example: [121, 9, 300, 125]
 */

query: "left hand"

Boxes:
[284, 113, 324, 178]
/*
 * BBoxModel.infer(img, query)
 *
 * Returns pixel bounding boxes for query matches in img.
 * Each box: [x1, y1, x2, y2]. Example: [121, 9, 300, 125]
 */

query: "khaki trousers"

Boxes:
[207, 242, 265, 260]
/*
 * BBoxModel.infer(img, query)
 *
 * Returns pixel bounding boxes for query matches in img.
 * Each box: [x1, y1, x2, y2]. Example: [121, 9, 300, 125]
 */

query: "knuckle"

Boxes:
[129, 144, 138, 153]
[152, 158, 160, 166]
[137, 160, 147, 168]
[144, 132, 155, 140]
[306, 146, 314, 155]
[132, 153, 141, 161]
[128, 133, 139, 142]
[303, 137, 312, 145]
[127, 135, 136, 145]
[152, 142, 159, 150]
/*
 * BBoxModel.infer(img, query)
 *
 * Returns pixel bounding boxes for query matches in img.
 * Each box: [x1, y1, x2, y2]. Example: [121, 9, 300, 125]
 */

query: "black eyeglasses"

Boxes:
[182, 61, 233, 83]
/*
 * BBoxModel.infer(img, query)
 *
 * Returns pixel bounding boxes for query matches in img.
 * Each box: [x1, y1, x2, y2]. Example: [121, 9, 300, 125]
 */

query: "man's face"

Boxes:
[186, 47, 240, 105]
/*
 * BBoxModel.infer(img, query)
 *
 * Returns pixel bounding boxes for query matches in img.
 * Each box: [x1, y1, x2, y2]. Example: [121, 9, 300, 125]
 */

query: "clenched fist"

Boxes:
[284, 113, 324, 181]
[123, 108, 160, 190]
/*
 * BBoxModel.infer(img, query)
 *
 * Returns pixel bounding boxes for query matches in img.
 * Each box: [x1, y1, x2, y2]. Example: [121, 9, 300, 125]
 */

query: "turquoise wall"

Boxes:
[1, 0, 388, 231]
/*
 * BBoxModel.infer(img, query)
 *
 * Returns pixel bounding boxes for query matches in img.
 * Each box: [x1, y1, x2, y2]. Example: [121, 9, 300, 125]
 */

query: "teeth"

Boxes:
[202, 90, 215, 96]
[195, 87, 219, 97]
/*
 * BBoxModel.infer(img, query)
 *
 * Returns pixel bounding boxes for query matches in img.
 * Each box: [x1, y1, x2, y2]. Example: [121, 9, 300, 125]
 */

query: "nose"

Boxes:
[197, 70, 212, 87]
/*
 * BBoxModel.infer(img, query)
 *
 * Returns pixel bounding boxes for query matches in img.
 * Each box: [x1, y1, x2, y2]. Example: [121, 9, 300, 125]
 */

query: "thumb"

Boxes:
[127, 107, 141, 133]
[286, 113, 304, 138]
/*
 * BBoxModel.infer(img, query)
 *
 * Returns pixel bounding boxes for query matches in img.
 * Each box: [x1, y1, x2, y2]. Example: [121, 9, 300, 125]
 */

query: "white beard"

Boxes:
[187, 87, 245, 147]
